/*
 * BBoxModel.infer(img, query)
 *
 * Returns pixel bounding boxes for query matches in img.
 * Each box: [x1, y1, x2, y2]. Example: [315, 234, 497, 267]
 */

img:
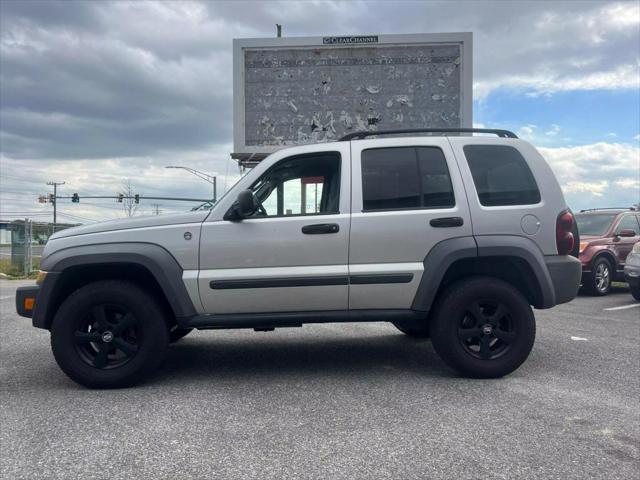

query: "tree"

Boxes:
[120, 179, 139, 217]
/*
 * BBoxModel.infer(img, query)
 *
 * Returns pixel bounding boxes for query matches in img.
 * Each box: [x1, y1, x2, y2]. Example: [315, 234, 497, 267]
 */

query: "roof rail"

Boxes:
[338, 128, 518, 141]
[579, 207, 636, 213]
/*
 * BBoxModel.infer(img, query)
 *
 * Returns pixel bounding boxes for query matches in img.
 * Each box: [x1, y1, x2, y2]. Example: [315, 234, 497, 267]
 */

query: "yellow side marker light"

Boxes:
[24, 297, 35, 311]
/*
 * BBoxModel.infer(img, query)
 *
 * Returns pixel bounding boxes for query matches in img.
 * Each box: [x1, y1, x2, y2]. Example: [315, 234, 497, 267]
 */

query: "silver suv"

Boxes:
[16, 128, 582, 388]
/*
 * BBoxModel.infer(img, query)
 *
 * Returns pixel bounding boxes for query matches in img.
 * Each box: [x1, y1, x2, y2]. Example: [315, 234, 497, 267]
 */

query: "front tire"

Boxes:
[630, 285, 640, 301]
[583, 257, 613, 296]
[392, 322, 429, 338]
[430, 277, 536, 378]
[51, 280, 169, 388]
[169, 327, 193, 343]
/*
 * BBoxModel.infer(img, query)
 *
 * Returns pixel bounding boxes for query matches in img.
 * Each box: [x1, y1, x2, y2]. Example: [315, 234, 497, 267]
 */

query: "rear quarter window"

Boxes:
[463, 145, 541, 206]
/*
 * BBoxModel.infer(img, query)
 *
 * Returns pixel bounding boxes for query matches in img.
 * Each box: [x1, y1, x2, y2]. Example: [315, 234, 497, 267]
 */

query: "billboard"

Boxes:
[233, 33, 472, 162]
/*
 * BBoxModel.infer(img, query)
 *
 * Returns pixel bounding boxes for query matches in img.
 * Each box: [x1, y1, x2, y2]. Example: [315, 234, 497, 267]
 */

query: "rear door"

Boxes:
[348, 138, 472, 310]
[449, 138, 564, 255]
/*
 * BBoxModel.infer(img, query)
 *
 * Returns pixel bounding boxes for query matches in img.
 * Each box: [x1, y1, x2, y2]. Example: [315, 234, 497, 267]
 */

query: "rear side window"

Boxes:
[361, 147, 455, 211]
[463, 145, 541, 206]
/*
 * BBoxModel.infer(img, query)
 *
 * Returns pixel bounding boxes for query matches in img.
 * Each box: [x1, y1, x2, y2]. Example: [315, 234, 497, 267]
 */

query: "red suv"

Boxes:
[575, 208, 640, 295]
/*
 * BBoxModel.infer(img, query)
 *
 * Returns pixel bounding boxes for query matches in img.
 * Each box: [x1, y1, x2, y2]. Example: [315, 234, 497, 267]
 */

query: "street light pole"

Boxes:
[165, 166, 217, 202]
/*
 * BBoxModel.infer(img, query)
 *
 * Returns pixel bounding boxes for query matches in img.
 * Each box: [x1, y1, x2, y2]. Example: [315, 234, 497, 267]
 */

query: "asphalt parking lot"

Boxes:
[1, 280, 638, 479]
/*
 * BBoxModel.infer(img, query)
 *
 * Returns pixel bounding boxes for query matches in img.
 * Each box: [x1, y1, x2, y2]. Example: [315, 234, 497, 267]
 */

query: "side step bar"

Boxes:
[184, 309, 426, 331]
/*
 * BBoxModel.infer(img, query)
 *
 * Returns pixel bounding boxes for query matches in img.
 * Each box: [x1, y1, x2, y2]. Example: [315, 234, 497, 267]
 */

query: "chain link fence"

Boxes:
[1, 220, 71, 277]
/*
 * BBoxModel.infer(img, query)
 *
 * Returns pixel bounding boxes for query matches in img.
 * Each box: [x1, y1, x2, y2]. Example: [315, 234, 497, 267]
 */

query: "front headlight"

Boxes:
[626, 252, 640, 267]
[579, 241, 589, 253]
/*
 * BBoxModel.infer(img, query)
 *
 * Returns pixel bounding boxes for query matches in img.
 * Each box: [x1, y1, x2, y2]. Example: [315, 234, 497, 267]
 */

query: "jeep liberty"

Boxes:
[16, 128, 582, 388]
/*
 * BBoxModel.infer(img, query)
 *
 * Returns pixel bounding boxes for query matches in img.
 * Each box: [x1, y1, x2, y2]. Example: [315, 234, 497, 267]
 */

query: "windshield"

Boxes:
[575, 214, 616, 236]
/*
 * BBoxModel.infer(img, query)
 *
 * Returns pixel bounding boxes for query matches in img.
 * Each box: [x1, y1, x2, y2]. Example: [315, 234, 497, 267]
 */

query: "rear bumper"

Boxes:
[15, 285, 40, 318]
[545, 255, 582, 305]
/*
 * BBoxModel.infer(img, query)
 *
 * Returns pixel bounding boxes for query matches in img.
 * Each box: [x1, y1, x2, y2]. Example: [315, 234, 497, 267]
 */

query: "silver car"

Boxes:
[624, 241, 640, 301]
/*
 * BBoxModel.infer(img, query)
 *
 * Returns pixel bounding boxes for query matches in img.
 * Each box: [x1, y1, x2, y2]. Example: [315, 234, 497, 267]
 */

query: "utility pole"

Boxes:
[151, 204, 162, 215]
[46, 181, 65, 232]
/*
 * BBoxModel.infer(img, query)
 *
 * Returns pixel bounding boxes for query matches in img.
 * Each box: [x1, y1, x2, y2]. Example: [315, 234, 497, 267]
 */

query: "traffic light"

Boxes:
[72, 193, 80, 203]
[38, 195, 48, 204]
[134, 194, 140, 204]
[48, 193, 54, 203]
[117, 193, 123, 203]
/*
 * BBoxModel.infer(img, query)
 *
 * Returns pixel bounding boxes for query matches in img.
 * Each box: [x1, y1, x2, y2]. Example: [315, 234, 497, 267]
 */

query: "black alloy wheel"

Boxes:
[457, 300, 516, 360]
[430, 276, 536, 378]
[51, 280, 169, 388]
[73, 304, 140, 369]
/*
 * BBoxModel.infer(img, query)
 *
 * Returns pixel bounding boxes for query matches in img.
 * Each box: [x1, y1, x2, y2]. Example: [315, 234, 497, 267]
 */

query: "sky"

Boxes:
[0, 0, 639, 224]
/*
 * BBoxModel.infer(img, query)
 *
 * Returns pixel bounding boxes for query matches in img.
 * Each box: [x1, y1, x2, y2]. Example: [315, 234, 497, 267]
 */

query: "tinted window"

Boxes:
[575, 214, 616, 236]
[251, 153, 340, 216]
[417, 147, 455, 208]
[463, 145, 541, 206]
[615, 215, 640, 235]
[362, 147, 454, 211]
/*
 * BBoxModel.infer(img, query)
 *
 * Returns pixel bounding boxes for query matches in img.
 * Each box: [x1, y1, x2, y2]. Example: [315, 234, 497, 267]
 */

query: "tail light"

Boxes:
[556, 209, 575, 255]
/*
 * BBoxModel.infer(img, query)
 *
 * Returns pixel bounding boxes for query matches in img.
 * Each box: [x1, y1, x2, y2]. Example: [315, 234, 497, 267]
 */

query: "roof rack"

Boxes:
[339, 128, 518, 141]
[579, 207, 637, 213]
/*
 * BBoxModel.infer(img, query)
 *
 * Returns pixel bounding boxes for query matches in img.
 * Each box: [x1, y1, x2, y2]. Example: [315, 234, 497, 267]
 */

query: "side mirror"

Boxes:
[224, 189, 258, 220]
[237, 190, 257, 217]
[617, 229, 636, 238]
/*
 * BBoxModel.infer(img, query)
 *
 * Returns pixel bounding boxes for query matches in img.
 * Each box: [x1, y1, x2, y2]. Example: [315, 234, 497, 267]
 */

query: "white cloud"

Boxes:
[539, 142, 640, 209]
[614, 178, 640, 189]
[562, 181, 608, 197]
[545, 125, 561, 137]
[517, 125, 538, 140]
[1, 1, 639, 220]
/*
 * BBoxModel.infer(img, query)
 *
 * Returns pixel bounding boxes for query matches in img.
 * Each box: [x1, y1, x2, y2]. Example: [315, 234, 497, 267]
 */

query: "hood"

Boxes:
[50, 210, 210, 240]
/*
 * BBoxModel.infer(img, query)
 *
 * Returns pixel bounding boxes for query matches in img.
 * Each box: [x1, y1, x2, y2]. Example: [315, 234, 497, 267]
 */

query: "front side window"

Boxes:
[615, 215, 640, 235]
[361, 147, 455, 211]
[463, 145, 541, 206]
[251, 152, 340, 217]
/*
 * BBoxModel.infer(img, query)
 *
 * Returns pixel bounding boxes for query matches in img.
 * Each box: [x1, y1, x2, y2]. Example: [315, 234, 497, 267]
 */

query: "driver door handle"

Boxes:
[302, 223, 340, 234]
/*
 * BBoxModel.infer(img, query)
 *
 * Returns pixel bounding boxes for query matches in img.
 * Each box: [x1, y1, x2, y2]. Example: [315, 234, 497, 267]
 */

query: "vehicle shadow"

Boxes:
[157, 332, 451, 383]
[577, 283, 629, 297]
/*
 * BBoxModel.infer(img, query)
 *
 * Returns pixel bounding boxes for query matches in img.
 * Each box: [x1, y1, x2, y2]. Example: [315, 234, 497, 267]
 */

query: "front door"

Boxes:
[198, 146, 351, 314]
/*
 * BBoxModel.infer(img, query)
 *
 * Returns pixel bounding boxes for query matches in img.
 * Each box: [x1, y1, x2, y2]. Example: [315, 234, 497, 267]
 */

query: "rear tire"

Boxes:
[430, 276, 536, 378]
[583, 257, 613, 296]
[392, 322, 429, 338]
[51, 280, 169, 388]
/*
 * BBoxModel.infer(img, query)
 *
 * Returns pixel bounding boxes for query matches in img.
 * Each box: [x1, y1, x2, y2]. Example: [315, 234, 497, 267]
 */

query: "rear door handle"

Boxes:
[430, 217, 464, 228]
[302, 223, 340, 234]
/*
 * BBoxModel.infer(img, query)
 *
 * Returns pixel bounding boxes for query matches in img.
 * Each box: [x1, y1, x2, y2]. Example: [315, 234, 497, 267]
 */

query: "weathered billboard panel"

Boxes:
[233, 33, 472, 161]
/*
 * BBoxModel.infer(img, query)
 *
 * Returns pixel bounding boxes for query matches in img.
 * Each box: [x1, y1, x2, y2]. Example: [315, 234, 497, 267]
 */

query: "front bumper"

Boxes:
[16, 285, 40, 318]
[624, 264, 640, 288]
[545, 255, 582, 305]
